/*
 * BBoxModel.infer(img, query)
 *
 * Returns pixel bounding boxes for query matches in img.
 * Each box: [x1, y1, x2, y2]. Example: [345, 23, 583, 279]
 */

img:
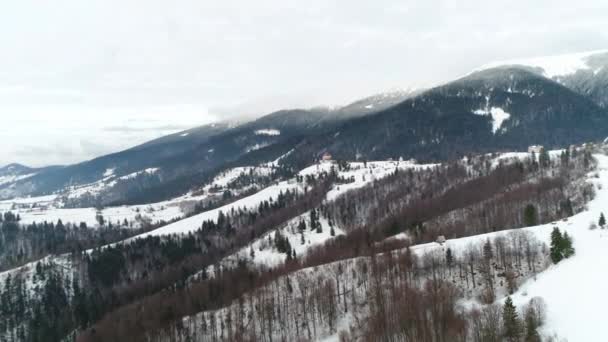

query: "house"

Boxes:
[528, 145, 544, 154]
[321, 152, 333, 162]
[436, 235, 446, 245]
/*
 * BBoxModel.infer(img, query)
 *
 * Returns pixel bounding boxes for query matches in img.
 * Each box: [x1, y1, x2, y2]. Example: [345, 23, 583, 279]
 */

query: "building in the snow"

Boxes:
[436, 235, 446, 245]
[321, 152, 333, 162]
[528, 145, 544, 154]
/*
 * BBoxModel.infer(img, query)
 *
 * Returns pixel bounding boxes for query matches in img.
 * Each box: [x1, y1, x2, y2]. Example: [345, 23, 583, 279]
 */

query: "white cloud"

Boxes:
[0, 0, 607, 166]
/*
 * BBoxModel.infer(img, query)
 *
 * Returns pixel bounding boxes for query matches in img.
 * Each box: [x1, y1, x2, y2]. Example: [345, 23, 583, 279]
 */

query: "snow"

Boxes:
[245, 143, 270, 152]
[0, 173, 35, 186]
[180, 133, 190, 137]
[489, 149, 564, 168]
[131, 180, 301, 239]
[405, 153, 608, 341]
[477, 49, 608, 78]
[328, 161, 437, 201]
[473, 107, 511, 133]
[266, 149, 294, 167]
[505, 154, 608, 341]
[254, 129, 281, 136]
[202, 166, 274, 190]
[123, 159, 436, 240]
[118, 167, 159, 180]
[219, 211, 345, 270]
[103, 168, 115, 177]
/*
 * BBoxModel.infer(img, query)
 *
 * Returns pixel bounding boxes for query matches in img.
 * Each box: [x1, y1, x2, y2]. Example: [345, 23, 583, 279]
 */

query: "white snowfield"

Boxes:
[476, 49, 608, 78]
[488, 149, 565, 169]
[473, 107, 511, 134]
[254, 129, 281, 136]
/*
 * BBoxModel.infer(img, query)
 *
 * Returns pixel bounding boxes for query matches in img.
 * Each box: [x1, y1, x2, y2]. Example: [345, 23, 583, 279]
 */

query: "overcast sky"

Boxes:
[1, 0, 607, 167]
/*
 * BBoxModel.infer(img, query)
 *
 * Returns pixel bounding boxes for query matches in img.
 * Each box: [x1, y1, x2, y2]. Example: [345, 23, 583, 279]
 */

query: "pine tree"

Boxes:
[523, 204, 538, 227]
[524, 305, 541, 342]
[503, 297, 521, 341]
[445, 248, 454, 268]
[550, 227, 564, 264]
[562, 232, 575, 259]
[483, 239, 493, 260]
[539, 148, 550, 168]
[599, 213, 606, 228]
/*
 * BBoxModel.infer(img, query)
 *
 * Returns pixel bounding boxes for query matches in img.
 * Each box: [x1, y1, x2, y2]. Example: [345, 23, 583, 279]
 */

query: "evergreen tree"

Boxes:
[600, 213, 606, 228]
[523, 204, 538, 227]
[539, 148, 550, 168]
[445, 248, 454, 268]
[550, 227, 564, 264]
[524, 306, 541, 342]
[562, 232, 575, 259]
[503, 297, 521, 341]
[483, 239, 493, 260]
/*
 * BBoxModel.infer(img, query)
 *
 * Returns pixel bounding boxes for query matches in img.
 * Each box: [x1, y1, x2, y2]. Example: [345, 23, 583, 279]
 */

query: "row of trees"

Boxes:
[0, 216, 152, 272]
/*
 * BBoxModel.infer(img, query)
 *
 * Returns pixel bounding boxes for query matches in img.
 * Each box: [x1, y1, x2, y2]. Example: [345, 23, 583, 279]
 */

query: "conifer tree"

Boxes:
[562, 232, 575, 258]
[599, 213, 606, 228]
[539, 148, 550, 168]
[550, 227, 564, 264]
[445, 248, 454, 268]
[503, 297, 521, 341]
[483, 239, 494, 260]
[524, 305, 541, 342]
[523, 204, 538, 227]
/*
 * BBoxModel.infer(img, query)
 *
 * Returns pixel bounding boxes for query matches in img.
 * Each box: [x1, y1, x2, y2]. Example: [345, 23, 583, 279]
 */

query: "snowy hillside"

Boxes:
[129, 159, 437, 240]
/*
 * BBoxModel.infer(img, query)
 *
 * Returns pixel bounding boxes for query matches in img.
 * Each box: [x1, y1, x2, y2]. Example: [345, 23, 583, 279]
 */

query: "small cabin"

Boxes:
[528, 145, 544, 154]
[436, 235, 446, 245]
[321, 152, 333, 162]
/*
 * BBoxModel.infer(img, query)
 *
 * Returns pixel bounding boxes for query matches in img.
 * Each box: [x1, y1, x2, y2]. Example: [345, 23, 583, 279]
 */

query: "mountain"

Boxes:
[305, 66, 608, 162]
[476, 49, 608, 107]
[0, 122, 233, 203]
[322, 88, 423, 122]
[0, 163, 33, 177]
[0, 91, 412, 205]
[3, 50, 608, 206]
